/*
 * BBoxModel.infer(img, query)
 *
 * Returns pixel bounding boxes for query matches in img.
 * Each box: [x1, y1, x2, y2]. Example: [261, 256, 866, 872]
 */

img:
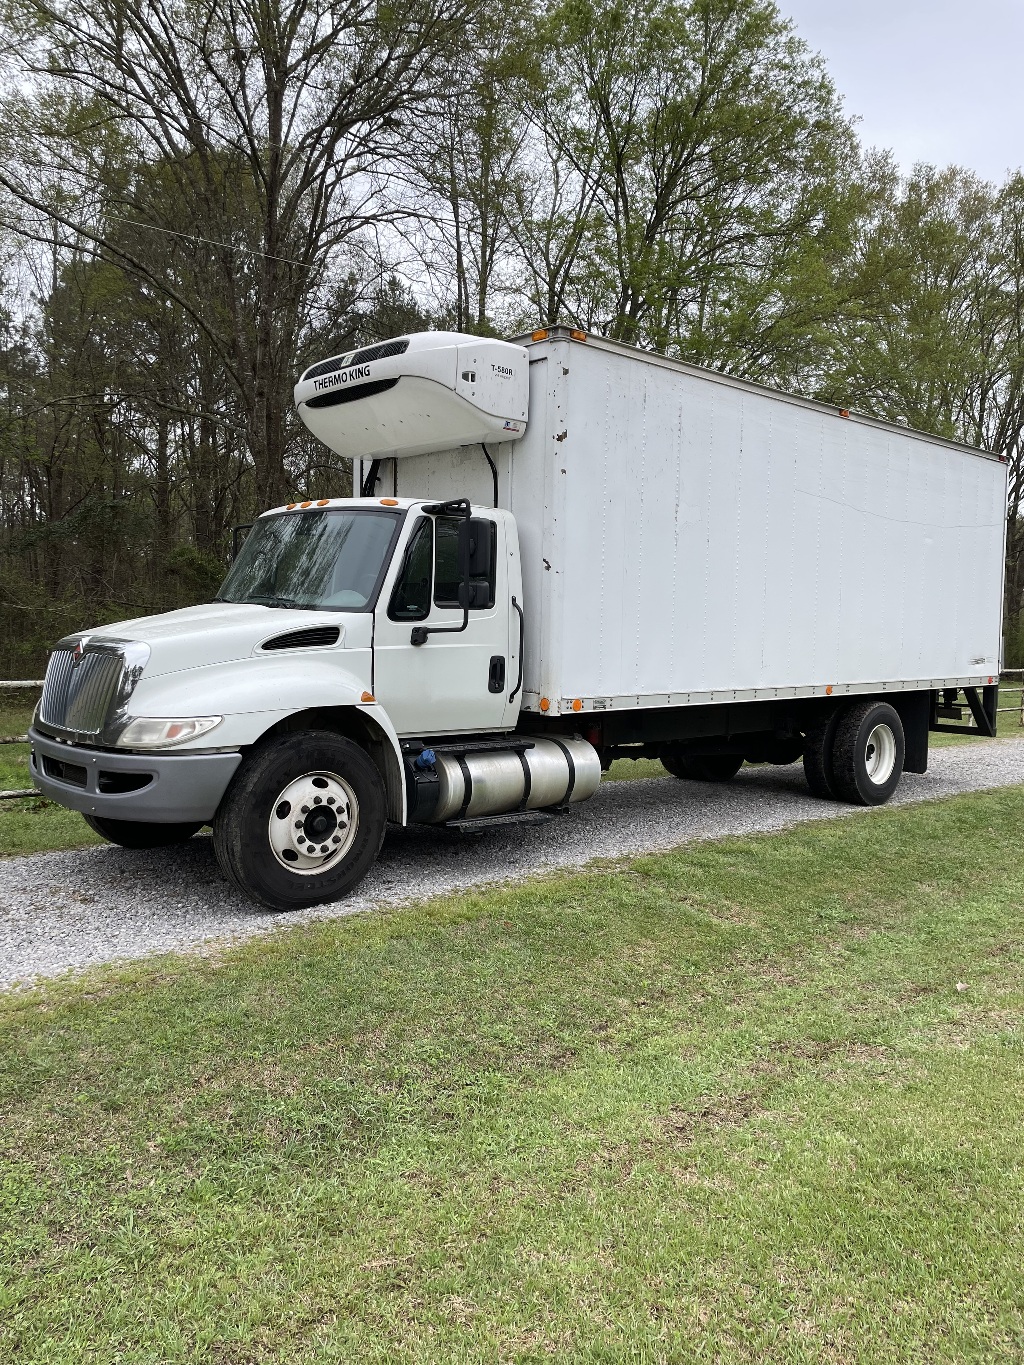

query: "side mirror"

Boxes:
[458, 518, 494, 578]
[458, 581, 491, 608]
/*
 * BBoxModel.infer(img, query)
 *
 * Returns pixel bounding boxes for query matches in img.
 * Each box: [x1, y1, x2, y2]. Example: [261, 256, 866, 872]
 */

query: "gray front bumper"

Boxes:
[29, 728, 243, 824]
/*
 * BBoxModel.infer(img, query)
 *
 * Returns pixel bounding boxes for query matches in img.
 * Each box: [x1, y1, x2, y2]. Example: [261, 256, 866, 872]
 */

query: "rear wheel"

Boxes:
[802, 712, 841, 799]
[661, 752, 744, 783]
[83, 815, 203, 848]
[829, 701, 905, 806]
[213, 730, 387, 911]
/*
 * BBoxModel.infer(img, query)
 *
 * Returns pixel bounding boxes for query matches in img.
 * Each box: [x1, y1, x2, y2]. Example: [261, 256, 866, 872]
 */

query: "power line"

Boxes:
[3, 201, 316, 269]
[101, 211, 315, 268]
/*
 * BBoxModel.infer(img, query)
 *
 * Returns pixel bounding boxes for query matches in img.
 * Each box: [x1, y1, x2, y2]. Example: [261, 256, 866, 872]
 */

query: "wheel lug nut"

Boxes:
[320, 844, 329, 853]
[331, 835, 341, 844]
[297, 836, 306, 845]
[327, 797, 336, 806]
[294, 820, 303, 829]
[313, 796, 322, 804]
[301, 805, 310, 814]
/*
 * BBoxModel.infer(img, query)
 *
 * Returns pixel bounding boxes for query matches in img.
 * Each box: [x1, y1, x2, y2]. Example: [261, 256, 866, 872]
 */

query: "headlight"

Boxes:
[115, 716, 223, 749]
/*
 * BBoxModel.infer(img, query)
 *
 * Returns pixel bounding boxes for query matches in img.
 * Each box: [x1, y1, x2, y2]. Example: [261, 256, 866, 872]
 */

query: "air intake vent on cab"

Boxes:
[261, 626, 341, 652]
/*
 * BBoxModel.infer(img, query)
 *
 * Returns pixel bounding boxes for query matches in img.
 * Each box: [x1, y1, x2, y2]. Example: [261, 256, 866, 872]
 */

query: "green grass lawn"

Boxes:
[2, 786, 1023, 1362]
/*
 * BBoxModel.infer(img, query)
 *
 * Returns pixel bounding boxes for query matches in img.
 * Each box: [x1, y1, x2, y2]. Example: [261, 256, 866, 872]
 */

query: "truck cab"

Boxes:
[30, 487, 596, 911]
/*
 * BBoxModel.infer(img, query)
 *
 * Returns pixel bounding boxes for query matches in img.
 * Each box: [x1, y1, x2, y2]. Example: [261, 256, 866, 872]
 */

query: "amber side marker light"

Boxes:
[571, 698, 583, 711]
[838, 409, 850, 419]
[825, 685, 833, 695]
[380, 498, 399, 506]
[360, 691, 375, 703]
[539, 697, 550, 712]
[531, 329, 549, 341]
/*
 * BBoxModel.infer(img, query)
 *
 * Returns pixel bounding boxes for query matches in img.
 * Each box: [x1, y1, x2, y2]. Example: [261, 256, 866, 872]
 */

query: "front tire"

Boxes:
[830, 701, 905, 806]
[213, 731, 387, 911]
[661, 753, 744, 782]
[83, 815, 204, 848]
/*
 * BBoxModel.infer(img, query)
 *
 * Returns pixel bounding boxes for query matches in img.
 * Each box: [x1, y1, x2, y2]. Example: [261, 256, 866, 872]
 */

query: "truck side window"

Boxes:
[387, 517, 432, 620]
[434, 516, 495, 609]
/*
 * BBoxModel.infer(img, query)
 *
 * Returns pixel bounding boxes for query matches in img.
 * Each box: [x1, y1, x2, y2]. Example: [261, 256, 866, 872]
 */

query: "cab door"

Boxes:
[373, 510, 513, 736]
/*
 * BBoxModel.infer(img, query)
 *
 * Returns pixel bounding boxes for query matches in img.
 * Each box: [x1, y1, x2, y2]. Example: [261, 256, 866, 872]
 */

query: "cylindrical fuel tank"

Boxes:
[429, 736, 601, 823]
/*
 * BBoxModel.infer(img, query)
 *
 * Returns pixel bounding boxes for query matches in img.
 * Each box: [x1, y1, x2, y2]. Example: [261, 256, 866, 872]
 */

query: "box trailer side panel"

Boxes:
[506, 337, 1005, 712]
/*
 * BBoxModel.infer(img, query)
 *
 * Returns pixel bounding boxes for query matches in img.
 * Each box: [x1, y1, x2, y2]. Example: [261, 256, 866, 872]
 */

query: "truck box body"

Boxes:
[370, 330, 1007, 718]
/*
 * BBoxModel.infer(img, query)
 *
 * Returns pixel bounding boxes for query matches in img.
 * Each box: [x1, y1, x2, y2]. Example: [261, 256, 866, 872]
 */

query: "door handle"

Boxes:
[488, 655, 506, 693]
[509, 596, 524, 703]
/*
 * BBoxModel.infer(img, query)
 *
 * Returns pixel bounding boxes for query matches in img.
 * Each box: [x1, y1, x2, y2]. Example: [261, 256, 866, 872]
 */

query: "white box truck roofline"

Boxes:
[295, 324, 1005, 468]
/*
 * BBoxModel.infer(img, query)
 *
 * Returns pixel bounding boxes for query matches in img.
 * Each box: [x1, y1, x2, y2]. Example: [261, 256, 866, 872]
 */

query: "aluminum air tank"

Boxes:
[429, 737, 600, 823]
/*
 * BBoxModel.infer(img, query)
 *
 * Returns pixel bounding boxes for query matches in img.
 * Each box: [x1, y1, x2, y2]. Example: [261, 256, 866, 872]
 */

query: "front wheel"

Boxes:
[83, 815, 204, 848]
[829, 701, 905, 806]
[213, 731, 387, 911]
[661, 753, 744, 782]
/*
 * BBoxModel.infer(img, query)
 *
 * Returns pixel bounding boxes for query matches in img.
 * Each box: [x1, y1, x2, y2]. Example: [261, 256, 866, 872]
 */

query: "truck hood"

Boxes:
[86, 602, 356, 679]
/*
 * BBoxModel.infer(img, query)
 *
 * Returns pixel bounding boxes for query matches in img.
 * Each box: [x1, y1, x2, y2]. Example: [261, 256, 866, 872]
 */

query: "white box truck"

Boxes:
[30, 327, 1007, 910]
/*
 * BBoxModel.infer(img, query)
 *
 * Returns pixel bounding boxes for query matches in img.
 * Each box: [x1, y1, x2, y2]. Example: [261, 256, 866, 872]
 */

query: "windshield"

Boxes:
[217, 509, 400, 611]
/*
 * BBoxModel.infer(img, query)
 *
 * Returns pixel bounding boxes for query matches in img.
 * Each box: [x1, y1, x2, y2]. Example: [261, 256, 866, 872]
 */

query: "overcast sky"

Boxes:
[780, 0, 1024, 184]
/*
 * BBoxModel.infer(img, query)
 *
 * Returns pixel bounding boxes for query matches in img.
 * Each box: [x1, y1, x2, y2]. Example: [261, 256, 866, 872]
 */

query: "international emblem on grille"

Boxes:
[71, 635, 90, 666]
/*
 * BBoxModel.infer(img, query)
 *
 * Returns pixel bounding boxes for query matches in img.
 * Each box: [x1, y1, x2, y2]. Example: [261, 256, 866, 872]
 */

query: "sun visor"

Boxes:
[293, 331, 529, 460]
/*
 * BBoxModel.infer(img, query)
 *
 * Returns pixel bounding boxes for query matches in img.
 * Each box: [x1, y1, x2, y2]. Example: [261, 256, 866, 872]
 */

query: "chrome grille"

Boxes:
[39, 647, 124, 736]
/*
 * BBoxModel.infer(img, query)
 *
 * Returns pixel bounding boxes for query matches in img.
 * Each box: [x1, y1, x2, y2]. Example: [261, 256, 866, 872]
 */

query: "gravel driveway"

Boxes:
[2, 738, 1023, 990]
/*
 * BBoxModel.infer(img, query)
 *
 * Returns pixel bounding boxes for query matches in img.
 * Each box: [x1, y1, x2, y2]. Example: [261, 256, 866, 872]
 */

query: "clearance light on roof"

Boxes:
[380, 498, 399, 506]
[531, 329, 549, 341]
[570, 330, 587, 342]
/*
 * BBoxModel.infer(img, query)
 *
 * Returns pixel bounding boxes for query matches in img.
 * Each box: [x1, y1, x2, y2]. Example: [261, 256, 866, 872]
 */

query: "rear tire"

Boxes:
[830, 701, 905, 806]
[802, 712, 841, 799]
[213, 730, 387, 911]
[661, 753, 744, 783]
[83, 815, 203, 848]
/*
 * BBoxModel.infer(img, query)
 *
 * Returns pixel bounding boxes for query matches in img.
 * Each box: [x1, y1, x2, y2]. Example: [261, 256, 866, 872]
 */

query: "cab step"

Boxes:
[444, 810, 555, 833]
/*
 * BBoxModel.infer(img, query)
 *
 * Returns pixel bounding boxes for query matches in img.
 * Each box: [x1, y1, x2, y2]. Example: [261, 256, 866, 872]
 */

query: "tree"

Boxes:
[1, 0, 486, 504]
[530, 0, 856, 373]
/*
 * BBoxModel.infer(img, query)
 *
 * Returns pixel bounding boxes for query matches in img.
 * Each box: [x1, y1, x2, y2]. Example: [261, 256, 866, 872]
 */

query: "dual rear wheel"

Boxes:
[662, 699, 906, 807]
[805, 699, 905, 806]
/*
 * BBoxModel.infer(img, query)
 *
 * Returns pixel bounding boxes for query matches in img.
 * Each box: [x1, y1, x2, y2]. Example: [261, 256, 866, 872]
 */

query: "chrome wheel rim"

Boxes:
[268, 770, 359, 875]
[864, 723, 896, 785]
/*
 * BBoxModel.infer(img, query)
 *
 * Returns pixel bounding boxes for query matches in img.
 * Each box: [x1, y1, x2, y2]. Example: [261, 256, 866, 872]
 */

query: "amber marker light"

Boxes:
[531, 329, 549, 341]
[539, 697, 550, 711]
[380, 498, 399, 506]
[286, 502, 297, 510]
[838, 409, 850, 419]
[570, 330, 587, 342]
[316, 499, 329, 506]
[825, 685, 833, 695]
[360, 691, 375, 703]
[572, 698, 583, 711]
[300, 500, 312, 508]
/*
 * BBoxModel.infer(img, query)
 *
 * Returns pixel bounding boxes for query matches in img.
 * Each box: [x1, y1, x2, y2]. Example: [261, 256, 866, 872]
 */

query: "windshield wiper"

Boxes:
[234, 594, 313, 609]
